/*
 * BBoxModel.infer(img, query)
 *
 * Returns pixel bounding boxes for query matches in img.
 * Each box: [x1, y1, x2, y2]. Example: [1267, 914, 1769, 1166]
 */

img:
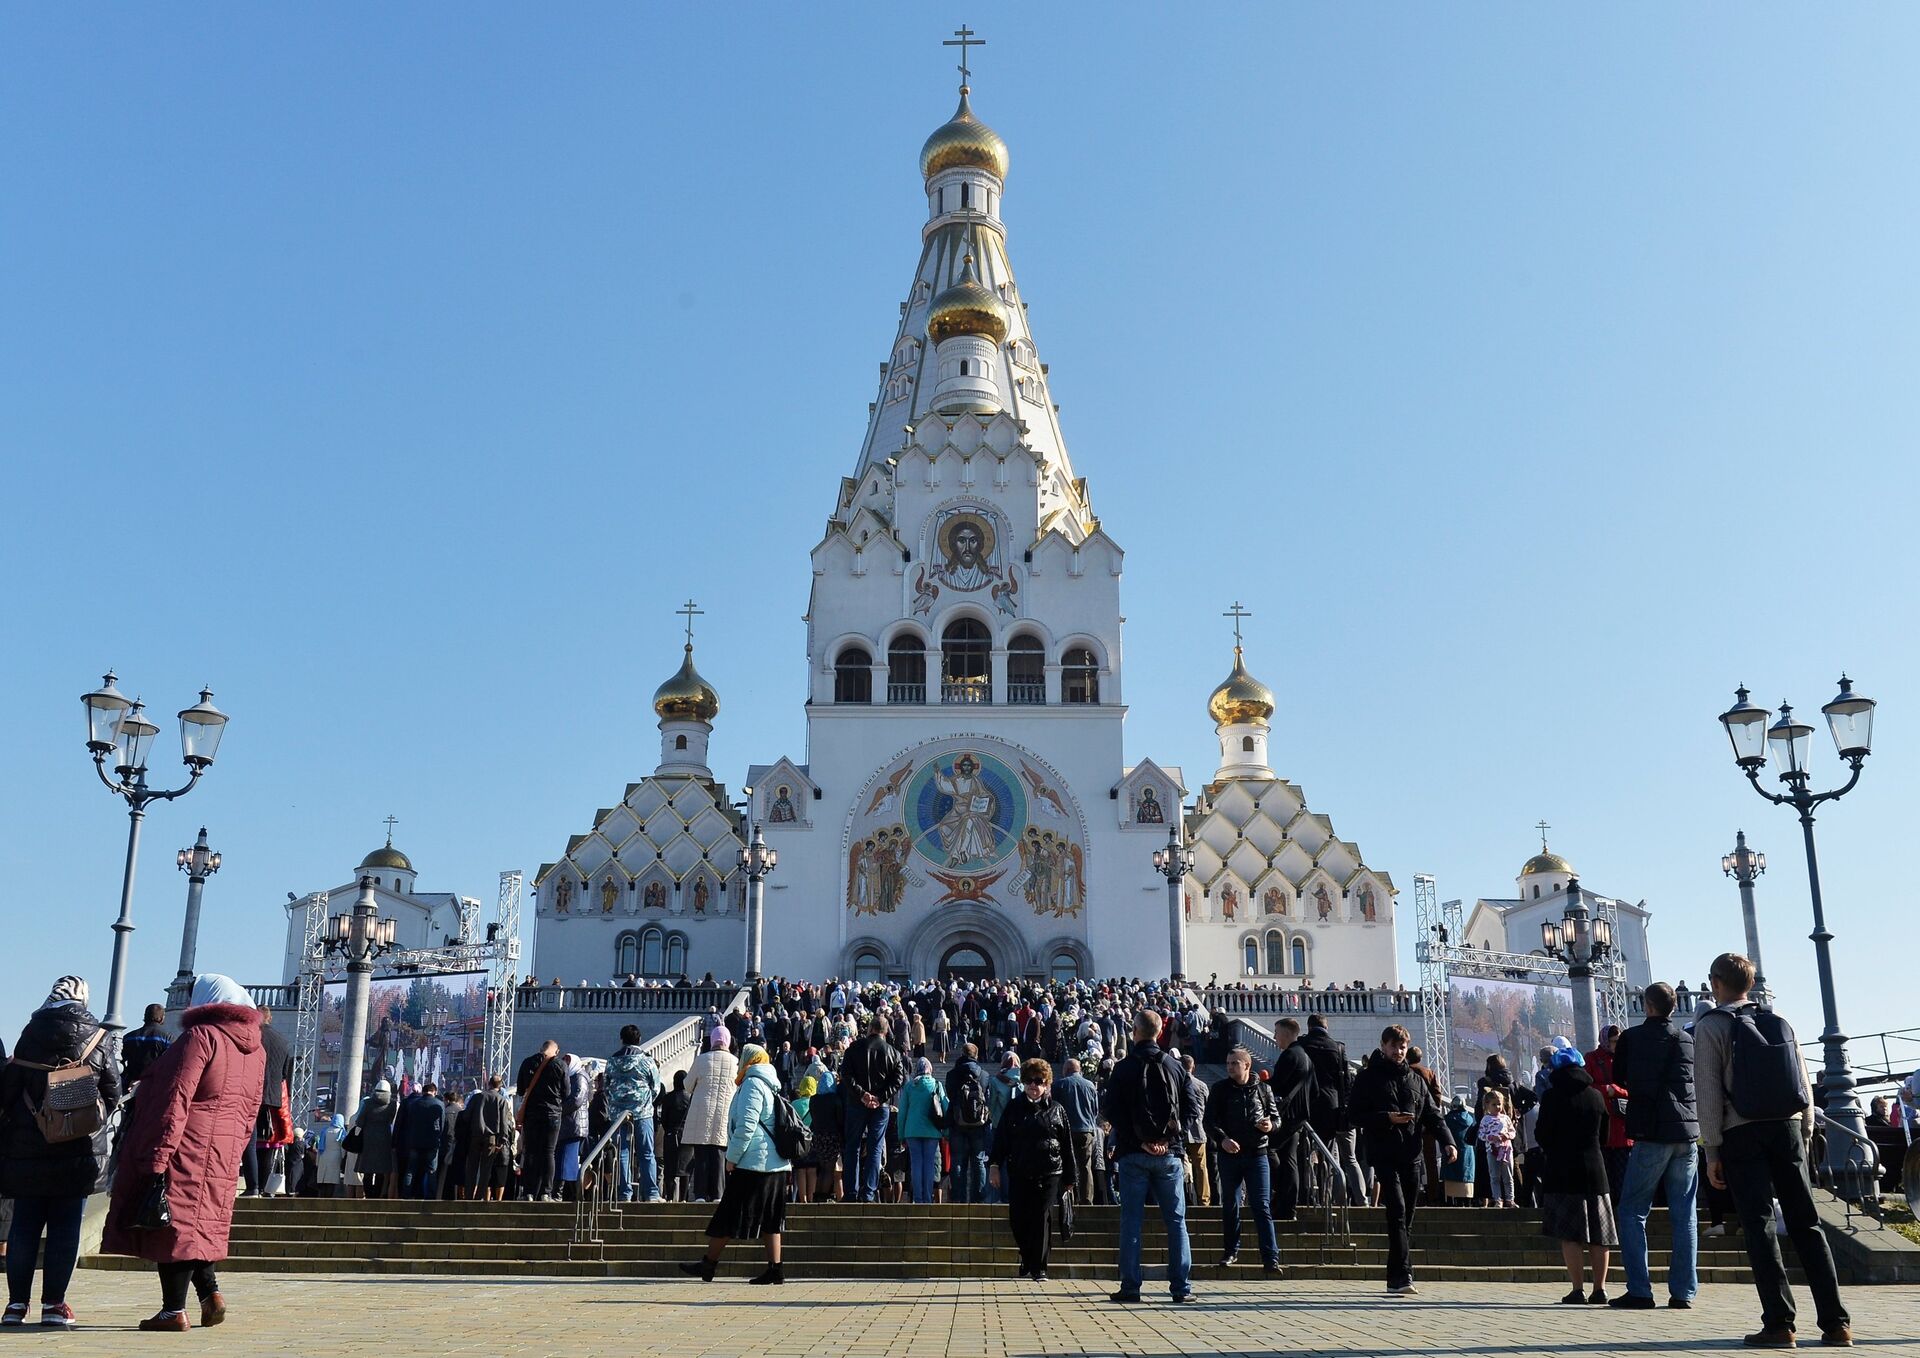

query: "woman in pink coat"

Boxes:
[102, 975, 264, 1332]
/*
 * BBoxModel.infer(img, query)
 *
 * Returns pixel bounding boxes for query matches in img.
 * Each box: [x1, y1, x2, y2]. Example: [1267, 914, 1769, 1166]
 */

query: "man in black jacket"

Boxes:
[1295, 1014, 1365, 1203]
[1204, 1046, 1283, 1275]
[841, 1014, 905, 1203]
[1349, 1024, 1455, 1296]
[1267, 1017, 1315, 1220]
[397, 1082, 446, 1199]
[1609, 981, 1700, 1309]
[241, 1008, 294, 1196]
[120, 1004, 171, 1088]
[945, 1044, 994, 1204]
[1099, 1009, 1201, 1304]
[515, 1039, 567, 1200]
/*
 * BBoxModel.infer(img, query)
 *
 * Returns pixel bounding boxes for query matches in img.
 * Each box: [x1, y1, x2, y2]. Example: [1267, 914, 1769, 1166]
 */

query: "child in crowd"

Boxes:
[1476, 1089, 1517, 1208]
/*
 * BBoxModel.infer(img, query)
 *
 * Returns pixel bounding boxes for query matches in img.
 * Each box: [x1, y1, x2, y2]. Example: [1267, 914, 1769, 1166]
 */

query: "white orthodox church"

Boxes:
[1461, 837, 1656, 991]
[525, 71, 1403, 989]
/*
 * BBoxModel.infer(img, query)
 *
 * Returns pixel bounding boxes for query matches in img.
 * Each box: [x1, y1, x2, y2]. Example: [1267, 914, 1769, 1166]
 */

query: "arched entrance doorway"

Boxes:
[939, 944, 995, 983]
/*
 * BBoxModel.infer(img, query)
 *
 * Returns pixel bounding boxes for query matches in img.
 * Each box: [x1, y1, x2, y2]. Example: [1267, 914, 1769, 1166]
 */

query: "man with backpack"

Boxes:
[1697, 952, 1851, 1348]
[1296, 1013, 1366, 1204]
[1099, 1009, 1201, 1305]
[944, 1043, 994, 1205]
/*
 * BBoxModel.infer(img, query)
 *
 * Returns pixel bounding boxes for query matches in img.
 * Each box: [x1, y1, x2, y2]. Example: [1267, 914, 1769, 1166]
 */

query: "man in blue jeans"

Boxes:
[840, 1013, 905, 1203]
[1099, 1009, 1200, 1303]
[1609, 982, 1699, 1309]
[607, 1025, 662, 1202]
[944, 1043, 993, 1204]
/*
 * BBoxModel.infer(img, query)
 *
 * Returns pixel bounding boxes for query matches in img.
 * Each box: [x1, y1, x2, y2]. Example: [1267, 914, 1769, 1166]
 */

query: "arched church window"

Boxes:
[1062, 646, 1100, 704]
[1532, 884, 1540, 899]
[941, 618, 990, 704]
[641, 927, 664, 976]
[1265, 930, 1285, 975]
[1291, 938, 1308, 976]
[1008, 633, 1045, 704]
[665, 934, 687, 976]
[1243, 938, 1259, 976]
[675, 735, 687, 750]
[959, 360, 969, 376]
[1050, 952, 1079, 983]
[853, 950, 884, 984]
[835, 646, 873, 703]
[1242, 736, 1255, 752]
[887, 635, 926, 703]
[615, 933, 638, 977]
[961, 182, 971, 209]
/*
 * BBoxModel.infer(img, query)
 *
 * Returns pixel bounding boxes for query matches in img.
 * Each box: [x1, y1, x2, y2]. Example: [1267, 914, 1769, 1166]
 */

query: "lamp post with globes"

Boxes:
[169, 828, 223, 1006]
[81, 673, 229, 1032]
[736, 821, 778, 982]
[1540, 878, 1614, 1054]
[1721, 830, 1771, 1010]
[1718, 676, 1878, 1199]
[1151, 825, 1196, 982]
[326, 876, 399, 1118]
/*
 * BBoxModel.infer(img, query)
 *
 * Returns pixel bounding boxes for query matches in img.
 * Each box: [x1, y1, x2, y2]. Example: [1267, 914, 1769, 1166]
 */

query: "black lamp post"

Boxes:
[1540, 877, 1614, 1053]
[1718, 677, 1877, 1199]
[1721, 830, 1770, 1009]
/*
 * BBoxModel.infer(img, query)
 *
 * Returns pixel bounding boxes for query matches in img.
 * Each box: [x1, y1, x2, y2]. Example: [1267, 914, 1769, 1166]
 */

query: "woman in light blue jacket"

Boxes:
[680, 1045, 790, 1285]
[897, 1058, 948, 1204]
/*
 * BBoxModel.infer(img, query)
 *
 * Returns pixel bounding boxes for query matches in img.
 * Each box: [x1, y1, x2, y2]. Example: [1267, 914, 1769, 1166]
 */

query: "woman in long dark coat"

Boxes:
[102, 974, 265, 1331]
[0, 976, 119, 1329]
[1534, 1037, 1617, 1304]
[990, 1058, 1079, 1282]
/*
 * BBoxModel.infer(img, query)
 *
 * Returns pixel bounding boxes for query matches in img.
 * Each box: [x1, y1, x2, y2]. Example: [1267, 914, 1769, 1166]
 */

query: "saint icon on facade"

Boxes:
[1135, 786, 1164, 823]
[769, 785, 797, 823]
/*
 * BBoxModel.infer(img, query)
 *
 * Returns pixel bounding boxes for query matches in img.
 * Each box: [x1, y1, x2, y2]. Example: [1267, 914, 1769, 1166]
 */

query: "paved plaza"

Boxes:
[8, 1273, 1918, 1355]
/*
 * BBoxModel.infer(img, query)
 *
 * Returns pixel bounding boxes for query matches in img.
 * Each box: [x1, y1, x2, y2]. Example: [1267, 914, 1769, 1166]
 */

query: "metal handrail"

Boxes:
[570, 1110, 633, 1258]
[1811, 1108, 1883, 1222]
[1301, 1122, 1353, 1264]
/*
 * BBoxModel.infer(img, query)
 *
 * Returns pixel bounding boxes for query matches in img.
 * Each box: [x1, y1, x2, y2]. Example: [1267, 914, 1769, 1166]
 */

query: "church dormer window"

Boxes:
[887, 635, 927, 704]
[835, 646, 873, 703]
[1008, 633, 1045, 704]
[941, 619, 991, 704]
[1063, 646, 1100, 704]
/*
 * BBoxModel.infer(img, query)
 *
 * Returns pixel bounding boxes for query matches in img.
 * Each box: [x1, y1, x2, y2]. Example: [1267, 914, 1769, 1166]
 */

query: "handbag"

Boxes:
[342, 1124, 365, 1155]
[131, 1173, 173, 1231]
[1055, 1187, 1075, 1241]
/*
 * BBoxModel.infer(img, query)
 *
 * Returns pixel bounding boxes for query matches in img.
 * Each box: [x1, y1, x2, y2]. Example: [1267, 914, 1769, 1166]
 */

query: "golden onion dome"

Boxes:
[1521, 851, 1575, 878]
[358, 844, 413, 873]
[919, 88, 1009, 182]
[1208, 647, 1275, 726]
[653, 644, 720, 722]
[927, 254, 1008, 346]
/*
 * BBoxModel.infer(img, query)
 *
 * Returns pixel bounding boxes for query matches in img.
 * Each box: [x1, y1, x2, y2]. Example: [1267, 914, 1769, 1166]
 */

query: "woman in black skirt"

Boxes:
[1535, 1037, 1618, 1304]
[680, 1045, 791, 1285]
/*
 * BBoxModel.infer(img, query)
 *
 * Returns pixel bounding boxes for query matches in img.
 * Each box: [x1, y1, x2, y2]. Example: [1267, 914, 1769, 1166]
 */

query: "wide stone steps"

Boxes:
[83, 1199, 1776, 1284]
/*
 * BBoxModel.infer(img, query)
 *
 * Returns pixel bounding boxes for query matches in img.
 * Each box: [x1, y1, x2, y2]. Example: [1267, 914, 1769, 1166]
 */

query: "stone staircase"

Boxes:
[84, 1198, 1777, 1283]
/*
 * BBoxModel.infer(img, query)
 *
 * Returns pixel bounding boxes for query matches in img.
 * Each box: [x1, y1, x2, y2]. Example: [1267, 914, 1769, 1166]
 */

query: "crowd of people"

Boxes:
[0, 956, 1906, 1340]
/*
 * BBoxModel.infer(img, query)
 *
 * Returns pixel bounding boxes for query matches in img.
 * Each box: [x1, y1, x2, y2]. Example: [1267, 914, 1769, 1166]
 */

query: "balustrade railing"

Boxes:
[1006, 681, 1046, 705]
[941, 679, 990, 704]
[515, 983, 742, 1014]
[886, 682, 926, 704]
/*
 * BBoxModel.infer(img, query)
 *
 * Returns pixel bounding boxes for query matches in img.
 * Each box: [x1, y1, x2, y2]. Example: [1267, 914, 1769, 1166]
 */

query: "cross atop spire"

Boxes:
[943, 24, 984, 92]
[1224, 601, 1252, 650]
[677, 599, 704, 647]
[383, 814, 399, 847]
[1536, 819, 1551, 853]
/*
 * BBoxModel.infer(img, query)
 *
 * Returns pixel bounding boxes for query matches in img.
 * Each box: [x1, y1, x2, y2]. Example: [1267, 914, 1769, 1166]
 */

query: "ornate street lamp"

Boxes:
[1151, 825, 1197, 981]
[737, 821, 779, 981]
[169, 827, 224, 1004]
[1721, 831, 1771, 1009]
[1541, 878, 1613, 1052]
[1718, 675, 1878, 1199]
[82, 673, 229, 1030]
[324, 876, 400, 1117]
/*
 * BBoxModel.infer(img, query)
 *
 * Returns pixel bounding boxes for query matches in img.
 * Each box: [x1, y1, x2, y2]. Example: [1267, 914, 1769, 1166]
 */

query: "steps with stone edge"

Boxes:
[82, 1198, 1790, 1283]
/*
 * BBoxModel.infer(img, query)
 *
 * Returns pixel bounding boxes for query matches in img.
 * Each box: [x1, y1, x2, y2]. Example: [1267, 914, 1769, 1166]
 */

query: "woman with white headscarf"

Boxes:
[102, 974, 264, 1332]
[0, 976, 119, 1329]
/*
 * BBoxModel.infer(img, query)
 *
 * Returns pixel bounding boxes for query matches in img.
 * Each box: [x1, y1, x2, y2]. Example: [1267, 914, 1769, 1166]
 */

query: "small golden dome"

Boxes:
[1521, 851, 1574, 878]
[358, 844, 413, 873]
[1208, 647, 1275, 726]
[919, 88, 1009, 182]
[653, 644, 720, 722]
[927, 254, 1007, 345]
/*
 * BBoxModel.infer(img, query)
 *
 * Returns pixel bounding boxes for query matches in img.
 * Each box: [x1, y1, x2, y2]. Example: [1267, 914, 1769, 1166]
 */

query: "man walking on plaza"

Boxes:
[1179, 1054, 1211, 1207]
[1350, 1023, 1455, 1296]
[1609, 982, 1699, 1310]
[1267, 1017, 1314, 1218]
[1100, 1009, 1200, 1304]
[1697, 952, 1852, 1348]
[1297, 1014, 1366, 1203]
[1054, 1057, 1101, 1207]
[841, 1013, 905, 1203]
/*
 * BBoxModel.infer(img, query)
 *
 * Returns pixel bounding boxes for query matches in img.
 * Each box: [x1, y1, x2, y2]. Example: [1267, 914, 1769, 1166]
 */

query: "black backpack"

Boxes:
[1131, 1051, 1184, 1149]
[1726, 1006, 1809, 1122]
[769, 1089, 813, 1162]
[951, 1068, 990, 1130]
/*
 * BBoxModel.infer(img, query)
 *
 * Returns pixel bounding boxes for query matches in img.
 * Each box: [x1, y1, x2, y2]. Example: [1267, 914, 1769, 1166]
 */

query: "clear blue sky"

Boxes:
[4, 8, 1915, 1067]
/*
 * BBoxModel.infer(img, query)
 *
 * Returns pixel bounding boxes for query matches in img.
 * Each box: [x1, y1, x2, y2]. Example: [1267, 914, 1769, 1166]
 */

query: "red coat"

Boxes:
[102, 1002, 264, 1264]
[1584, 1045, 1633, 1151]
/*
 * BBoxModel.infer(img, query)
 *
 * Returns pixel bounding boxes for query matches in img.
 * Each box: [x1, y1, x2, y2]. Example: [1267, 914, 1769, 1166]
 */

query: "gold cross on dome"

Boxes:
[1223, 601, 1252, 648]
[677, 599, 704, 646]
[943, 24, 985, 89]
[383, 814, 399, 847]
[1536, 819, 1551, 852]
